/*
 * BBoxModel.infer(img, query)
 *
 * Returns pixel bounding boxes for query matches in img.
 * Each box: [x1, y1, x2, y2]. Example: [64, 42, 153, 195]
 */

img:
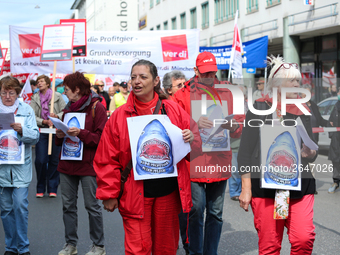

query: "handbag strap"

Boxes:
[117, 99, 162, 200]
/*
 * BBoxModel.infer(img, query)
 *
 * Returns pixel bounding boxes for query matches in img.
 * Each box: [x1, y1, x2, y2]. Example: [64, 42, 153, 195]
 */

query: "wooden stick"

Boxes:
[48, 60, 57, 155]
[72, 57, 75, 73]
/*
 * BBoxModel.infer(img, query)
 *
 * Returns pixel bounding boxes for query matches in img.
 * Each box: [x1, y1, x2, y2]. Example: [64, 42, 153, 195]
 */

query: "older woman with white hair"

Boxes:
[238, 56, 317, 255]
[0, 76, 40, 255]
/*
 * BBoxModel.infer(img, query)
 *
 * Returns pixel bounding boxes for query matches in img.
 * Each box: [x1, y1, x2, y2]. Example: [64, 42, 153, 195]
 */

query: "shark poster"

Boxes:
[61, 113, 85, 161]
[0, 117, 25, 164]
[260, 125, 301, 191]
[127, 115, 191, 181]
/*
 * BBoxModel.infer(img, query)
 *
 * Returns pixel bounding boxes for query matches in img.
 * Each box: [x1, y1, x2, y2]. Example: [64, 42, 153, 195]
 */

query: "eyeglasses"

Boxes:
[272, 63, 299, 78]
[1, 91, 17, 97]
[98, 85, 104, 87]
[172, 83, 184, 89]
[64, 88, 70, 93]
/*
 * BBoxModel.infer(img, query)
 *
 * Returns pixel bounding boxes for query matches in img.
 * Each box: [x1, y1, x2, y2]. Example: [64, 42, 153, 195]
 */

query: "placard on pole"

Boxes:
[40, 24, 75, 155]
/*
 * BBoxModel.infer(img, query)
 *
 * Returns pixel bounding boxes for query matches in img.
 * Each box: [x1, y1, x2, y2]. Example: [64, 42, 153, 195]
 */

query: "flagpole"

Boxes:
[48, 61, 57, 155]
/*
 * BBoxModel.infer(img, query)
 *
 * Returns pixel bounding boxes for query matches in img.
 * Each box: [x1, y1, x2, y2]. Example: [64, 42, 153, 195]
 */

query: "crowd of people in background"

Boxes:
[0, 51, 338, 255]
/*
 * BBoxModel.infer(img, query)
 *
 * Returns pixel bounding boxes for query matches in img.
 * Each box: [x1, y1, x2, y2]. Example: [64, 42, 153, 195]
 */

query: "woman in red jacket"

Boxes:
[94, 60, 201, 255]
[55, 72, 107, 255]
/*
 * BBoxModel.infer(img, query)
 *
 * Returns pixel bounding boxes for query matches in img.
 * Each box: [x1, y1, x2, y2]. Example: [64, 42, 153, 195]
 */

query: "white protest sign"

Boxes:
[60, 19, 87, 57]
[40, 24, 75, 61]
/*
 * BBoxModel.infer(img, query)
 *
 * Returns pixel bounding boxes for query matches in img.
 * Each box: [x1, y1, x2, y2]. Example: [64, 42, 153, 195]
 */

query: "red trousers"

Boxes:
[251, 195, 315, 255]
[122, 190, 182, 255]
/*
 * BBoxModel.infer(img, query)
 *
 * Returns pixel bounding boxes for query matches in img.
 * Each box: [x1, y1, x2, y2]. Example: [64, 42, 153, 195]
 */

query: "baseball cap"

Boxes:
[196, 51, 218, 74]
[120, 81, 128, 88]
[256, 77, 265, 84]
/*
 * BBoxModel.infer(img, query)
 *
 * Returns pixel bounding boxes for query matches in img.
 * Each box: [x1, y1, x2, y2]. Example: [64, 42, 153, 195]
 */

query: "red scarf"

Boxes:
[133, 92, 160, 115]
[256, 94, 310, 115]
[67, 94, 90, 113]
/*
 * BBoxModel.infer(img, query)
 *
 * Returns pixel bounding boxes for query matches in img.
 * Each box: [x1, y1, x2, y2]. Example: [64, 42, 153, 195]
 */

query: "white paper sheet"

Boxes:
[0, 113, 15, 130]
[296, 117, 318, 151]
[49, 116, 79, 142]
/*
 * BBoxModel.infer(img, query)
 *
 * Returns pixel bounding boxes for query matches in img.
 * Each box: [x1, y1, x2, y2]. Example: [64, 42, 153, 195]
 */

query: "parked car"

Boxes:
[317, 96, 337, 150]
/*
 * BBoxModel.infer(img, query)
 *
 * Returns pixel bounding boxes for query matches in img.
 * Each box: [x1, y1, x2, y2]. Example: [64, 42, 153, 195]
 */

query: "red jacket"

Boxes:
[94, 92, 201, 219]
[56, 95, 107, 176]
[174, 76, 245, 183]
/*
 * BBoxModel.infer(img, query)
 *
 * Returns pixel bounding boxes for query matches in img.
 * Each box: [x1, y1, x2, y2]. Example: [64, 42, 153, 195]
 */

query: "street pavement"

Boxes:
[0, 150, 339, 255]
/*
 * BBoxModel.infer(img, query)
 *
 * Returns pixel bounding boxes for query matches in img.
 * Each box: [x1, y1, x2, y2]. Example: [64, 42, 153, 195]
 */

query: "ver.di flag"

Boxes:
[19, 73, 34, 104]
[230, 10, 243, 79]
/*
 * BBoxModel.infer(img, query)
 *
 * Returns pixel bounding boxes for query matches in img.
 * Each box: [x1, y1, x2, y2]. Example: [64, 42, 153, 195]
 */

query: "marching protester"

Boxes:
[55, 72, 107, 255]
[95, 80, 110, 110]
[108, 81, 130, 112]
[91, 85, 107, 109]
[162, 71, 186, 100]
[30, 75, 66, 198]
[94, 59, 201, 255]
[0, 76, 39, 255]
[327, 87, 340, 194]
[174, 51, 244, 255]
[252, 77, 265, 103]
[238, 56, 317, 255]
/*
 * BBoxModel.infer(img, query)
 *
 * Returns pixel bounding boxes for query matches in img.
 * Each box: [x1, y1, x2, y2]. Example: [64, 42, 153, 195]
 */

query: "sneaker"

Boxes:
[328, 183, 339, 193]
[85, 245, 106, 255]
[19, 252, 31, 255]
[58, 244, 77, 255]
[231, 196, 239, 201]
[36, 193, 44, 198]
[49, 193, 57, 198]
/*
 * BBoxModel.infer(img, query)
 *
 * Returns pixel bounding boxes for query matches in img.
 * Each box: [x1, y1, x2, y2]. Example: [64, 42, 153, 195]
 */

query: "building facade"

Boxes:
[71, 0, 138, 32]
[139, 0, 340, 103]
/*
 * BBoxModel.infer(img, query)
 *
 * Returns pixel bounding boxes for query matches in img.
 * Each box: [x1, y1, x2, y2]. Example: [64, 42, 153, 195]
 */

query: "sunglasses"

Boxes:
[272, 63, 299, 78]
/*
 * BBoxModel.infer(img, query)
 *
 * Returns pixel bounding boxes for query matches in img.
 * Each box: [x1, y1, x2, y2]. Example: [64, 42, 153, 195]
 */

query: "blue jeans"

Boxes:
[188, 180, 227, 255]
[35, 133, 61, 194]
[0, 187, 29, 254]
[229, 151, 242, 198]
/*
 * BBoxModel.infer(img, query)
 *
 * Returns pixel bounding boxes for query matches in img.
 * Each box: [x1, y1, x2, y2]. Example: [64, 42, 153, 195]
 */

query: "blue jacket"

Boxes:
[0, 101, 40, 187]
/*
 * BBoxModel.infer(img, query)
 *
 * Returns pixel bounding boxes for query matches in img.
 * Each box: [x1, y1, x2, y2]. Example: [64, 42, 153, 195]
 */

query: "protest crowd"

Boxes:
[0, 49, 338, 255]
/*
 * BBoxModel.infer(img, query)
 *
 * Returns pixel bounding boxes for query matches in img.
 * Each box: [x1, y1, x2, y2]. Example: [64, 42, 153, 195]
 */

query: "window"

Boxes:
[150, 0, 154, 9]
[190, 8, 197, 29]
[266, 0, 281, 7]
[164, 21, 168, 30]
[226, 0, 238, 19]
[156, 0, 160, 4]
[246, 0, 258, 13]
[180, 12, 186, 29]
[156, 24, 161, 30]
[215, 0, 226, 23]
[201, 2, 209, 29]
[171, 17, 177, 30]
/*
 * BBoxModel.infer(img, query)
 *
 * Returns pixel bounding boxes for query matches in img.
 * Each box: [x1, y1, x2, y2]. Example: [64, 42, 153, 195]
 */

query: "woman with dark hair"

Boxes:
[0, 76, 39, 255]
[91, 85, 107, 109]
[94, 59, 201, 255]
[238, 56, 317, 254]
[30, 74, 66, 198]
[55, 72, 107, 255]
